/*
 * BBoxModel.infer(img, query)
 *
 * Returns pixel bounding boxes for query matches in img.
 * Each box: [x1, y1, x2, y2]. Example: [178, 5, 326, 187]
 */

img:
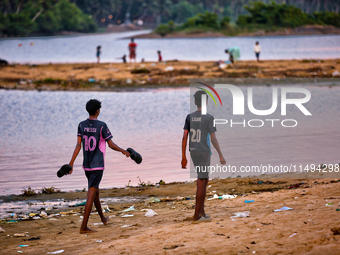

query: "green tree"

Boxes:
[170, 1, 204, 24]
[182, 11, 219, 29]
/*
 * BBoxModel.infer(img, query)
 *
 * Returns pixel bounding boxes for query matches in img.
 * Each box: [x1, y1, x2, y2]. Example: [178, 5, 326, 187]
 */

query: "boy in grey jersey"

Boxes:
[182, 91, 226, 223]
[69, 99, 130, 234]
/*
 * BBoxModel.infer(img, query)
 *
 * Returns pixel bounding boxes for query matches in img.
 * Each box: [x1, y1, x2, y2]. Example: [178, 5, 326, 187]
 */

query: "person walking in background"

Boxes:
[254, 41, 261, 62]
[157, 50, 162, 62]
[128, 38, 137, 63]
[96, 46, 101, 64]
[116, 55, 127, 63]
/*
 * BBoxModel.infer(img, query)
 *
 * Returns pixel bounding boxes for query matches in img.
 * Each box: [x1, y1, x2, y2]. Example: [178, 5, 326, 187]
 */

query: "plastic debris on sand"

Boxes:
[47, 250, 64, 254]
[145, 209, 158, 217]
[230, 211, 250, 218]
[207, 194, 237, 200]
[121, 205, 137, 212]
[273, 206, 293, 212]
[147, 197, 160, 203]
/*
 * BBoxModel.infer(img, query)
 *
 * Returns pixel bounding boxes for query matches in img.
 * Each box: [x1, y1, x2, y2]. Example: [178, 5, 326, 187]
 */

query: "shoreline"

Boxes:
[133, 25, 340, 39]
[0, 59, 340, 91]
[2, 172, 340, 254]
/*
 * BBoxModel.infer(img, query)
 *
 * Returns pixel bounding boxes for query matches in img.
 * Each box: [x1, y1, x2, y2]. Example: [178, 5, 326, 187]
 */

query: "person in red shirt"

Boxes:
[128, 38, 137, 63]
[157, 50, 162, 62]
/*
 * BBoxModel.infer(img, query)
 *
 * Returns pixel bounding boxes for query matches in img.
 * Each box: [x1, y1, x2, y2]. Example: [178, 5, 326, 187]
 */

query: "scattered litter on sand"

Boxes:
[208, 194, 237, 200]
[47, 250, 64, 254]
[14, 233, 29, 237]
[145, 209, 158, 217]
[273, 206, 293, 212]
[121, 214, 134, 218]
[164, 66, 174, 71]
[245, 200, 255, 203]
[147, 197, 160, 203]
[231, 211, 250, 218]
[121, 205, 137, 212]
[121, 225, 132, 228]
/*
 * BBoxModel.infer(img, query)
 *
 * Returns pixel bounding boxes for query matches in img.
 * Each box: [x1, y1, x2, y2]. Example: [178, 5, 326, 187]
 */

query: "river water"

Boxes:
[1, 84, 339, 195]
[0, 31, 339, 63]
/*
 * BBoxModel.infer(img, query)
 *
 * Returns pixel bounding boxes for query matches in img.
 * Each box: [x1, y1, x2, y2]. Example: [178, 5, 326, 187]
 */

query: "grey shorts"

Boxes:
[85, 170, 103, 189]
[190, 151, 211, 179]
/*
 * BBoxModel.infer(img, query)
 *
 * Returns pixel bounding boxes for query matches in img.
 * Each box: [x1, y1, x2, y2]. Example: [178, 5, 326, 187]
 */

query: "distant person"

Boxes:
[128, 38, 137, 63]
[181, 90, 226, 224]
[254, 41, 261, 62]
[225, 46, 240, 64]
[116, 55, 127, 63]
[96, 46, 101, 64]
[68, 99, 130, 234]
[157, 50, 162, 62]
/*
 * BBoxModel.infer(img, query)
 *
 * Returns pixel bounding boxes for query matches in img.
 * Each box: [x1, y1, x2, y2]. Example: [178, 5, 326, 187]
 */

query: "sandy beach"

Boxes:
[2, 173, 340, 254]
[0, 59, 339, 91]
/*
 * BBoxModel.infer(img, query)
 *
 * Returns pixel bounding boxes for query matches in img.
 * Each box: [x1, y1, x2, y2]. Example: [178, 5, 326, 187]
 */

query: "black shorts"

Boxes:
[190, 151, 211, 179]
[255, 52, 260, 58]
[85, 170, 103, 189]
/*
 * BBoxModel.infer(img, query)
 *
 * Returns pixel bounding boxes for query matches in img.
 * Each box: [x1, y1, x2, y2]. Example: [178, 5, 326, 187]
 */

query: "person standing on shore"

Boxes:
[254, 41, 261, 62]
[157, 50, 162, 62]
[181, 90, 226, 223]
[68, 99, 130, 234]
[128, 38, 137, 63]
[96, 46, 101, 64]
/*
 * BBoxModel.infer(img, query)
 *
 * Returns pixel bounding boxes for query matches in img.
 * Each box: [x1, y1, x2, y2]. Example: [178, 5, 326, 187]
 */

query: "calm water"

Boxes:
[1, 84, 340, 195]
[0, 88, 189, 195]
[0, 31, 339, 63]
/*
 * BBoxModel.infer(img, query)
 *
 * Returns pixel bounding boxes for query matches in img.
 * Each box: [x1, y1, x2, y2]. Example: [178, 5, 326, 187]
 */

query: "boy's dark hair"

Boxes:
[86, 99, 101, 115]
[194, 90, 207, 107]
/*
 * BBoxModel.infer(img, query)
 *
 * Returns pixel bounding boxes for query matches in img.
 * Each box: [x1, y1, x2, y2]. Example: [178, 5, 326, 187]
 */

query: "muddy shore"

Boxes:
[0, 59, 340, 91]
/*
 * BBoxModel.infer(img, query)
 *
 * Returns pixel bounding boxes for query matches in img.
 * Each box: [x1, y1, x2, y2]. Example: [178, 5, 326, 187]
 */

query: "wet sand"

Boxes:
[2, 173, 340, 254]
[0, 59, 339, 91]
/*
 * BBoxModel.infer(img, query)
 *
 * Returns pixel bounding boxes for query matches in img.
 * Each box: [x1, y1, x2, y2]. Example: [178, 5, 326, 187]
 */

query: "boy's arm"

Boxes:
[69, 136, 82, 174]
[181, 130, 189, 169]
[107, 140, 130, 157]
[210, 132, 226, 165]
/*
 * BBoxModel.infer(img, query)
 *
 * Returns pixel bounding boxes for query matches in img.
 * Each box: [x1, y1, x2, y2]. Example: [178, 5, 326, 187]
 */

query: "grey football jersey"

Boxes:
[183, 111, 216, 153]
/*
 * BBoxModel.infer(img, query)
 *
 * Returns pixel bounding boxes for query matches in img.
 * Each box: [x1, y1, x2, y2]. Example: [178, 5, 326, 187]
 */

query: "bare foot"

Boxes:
[102, 216, 109, 226]
[79, 227, 97, 234]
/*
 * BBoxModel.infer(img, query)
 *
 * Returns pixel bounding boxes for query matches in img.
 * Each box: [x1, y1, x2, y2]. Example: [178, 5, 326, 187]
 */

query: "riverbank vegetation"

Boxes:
[0, 0, 339, 37]
[0, 0, 96, 37]
[154, 1, 340, 37]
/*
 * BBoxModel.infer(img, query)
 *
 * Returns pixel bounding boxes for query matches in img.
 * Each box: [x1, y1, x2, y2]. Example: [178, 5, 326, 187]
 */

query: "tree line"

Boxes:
[0, 0, 339, 37]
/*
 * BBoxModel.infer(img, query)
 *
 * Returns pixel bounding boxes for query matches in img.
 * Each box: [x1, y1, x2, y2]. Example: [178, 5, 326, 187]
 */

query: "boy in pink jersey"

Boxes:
[69, 99, 130, 234]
